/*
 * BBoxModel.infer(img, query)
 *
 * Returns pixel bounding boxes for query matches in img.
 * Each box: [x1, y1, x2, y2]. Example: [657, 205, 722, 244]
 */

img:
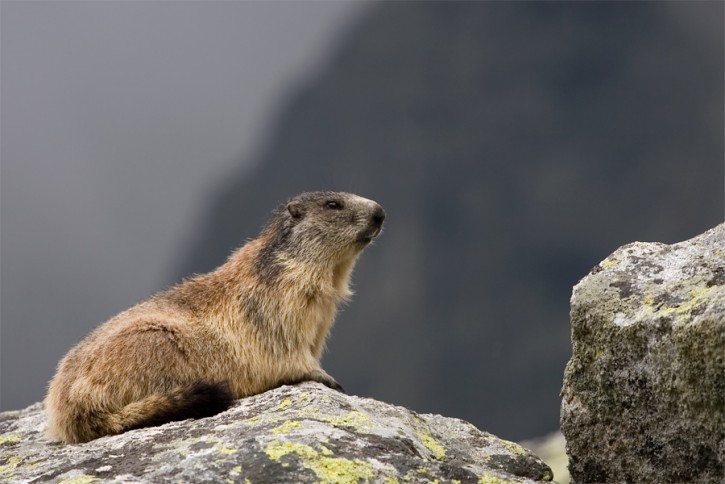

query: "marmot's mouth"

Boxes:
[356, 226, 382, 244]
[356, 206, 384, 244]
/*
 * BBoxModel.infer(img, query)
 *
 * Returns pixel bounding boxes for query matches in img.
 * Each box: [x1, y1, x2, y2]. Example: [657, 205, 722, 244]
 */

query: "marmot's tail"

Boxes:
[47, 381, 234, 444]
[119, 381, 235, 432]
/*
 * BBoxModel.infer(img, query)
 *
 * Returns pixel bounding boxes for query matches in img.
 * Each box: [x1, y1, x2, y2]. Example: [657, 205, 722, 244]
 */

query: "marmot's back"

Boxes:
[45, 192, 384, 443]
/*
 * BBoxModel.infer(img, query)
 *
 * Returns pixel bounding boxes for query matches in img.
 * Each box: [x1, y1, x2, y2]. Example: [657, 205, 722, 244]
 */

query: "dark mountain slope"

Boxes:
[176, 2, 723, 439]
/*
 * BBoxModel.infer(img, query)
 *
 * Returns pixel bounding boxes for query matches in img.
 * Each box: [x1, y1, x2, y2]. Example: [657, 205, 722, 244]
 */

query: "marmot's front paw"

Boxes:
[304, 369, 345, 393]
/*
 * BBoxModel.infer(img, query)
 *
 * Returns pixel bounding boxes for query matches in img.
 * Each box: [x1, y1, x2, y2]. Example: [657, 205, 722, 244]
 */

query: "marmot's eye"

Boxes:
[325, 200, 344, 210]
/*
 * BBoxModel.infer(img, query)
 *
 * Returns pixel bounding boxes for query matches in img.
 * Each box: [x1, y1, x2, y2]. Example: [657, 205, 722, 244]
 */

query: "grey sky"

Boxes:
[1, 0, 366, 409]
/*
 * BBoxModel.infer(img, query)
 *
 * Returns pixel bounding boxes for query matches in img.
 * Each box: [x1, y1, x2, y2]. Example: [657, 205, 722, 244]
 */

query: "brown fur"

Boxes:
[45, 191, 385, 443]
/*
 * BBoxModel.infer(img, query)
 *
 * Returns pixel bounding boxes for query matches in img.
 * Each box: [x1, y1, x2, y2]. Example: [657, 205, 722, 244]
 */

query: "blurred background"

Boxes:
[1, 1, 723, 443]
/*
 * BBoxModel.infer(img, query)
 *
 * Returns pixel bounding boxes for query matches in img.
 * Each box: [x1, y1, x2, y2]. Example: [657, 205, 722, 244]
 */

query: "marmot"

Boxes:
[45, 191, 385, 444]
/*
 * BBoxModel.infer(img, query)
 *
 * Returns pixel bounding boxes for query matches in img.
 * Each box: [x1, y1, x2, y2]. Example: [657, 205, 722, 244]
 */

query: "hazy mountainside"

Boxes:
[175, 2, 723, 440]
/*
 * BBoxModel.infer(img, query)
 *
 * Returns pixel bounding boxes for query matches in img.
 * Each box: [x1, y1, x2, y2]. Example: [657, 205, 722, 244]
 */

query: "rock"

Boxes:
[0, 383, 553, 483]
[561, 223, 725, 483]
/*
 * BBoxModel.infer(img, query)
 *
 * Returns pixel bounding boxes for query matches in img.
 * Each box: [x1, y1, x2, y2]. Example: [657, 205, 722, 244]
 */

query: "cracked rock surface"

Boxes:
[561, 223, 725, 483]
[1, 382, 552, 483]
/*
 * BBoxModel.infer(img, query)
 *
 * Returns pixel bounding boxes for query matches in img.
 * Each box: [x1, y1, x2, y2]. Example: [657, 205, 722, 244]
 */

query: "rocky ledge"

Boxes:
[561, 223, 724, 483]
[1, 382, 552, 483]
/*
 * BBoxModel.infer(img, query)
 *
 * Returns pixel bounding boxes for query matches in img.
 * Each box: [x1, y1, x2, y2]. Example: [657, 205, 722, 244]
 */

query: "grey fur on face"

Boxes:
[256, 191, 384, 280]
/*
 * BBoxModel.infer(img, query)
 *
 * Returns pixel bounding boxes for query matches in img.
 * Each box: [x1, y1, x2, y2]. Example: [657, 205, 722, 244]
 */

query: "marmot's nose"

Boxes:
[371, 204, 385, 228]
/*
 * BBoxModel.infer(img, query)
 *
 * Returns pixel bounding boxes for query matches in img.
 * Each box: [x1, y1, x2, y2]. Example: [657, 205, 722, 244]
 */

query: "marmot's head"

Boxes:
[259, 191, 385, 272]
[284, 191, 384, 258]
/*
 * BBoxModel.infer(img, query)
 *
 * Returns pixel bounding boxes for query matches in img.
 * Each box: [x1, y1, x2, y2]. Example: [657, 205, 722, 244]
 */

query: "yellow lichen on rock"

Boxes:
[271, 420, 303, 434]
[413, 418, 446, 460]
[277, 398, 293, 411]
[266, 440, 318, 461]
[324, 411, 374, 431]
[243, 415, 261, 426]
[0, 434, 21, 445]
[478, 473, 510, 484]
[417, 431, 446, 460]
[217, 446, 238, 455]
[654, 285, 719, 323]
[0, 456, 22, 478]
[497, 439, 526, 455]
[58, 476, 97, 484]
[265, 440, 373, 484]
[599, 257, 620, 269]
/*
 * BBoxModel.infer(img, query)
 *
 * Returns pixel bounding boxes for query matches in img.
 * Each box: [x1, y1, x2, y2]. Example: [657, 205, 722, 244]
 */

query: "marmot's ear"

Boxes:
[287, 201, 305, 219]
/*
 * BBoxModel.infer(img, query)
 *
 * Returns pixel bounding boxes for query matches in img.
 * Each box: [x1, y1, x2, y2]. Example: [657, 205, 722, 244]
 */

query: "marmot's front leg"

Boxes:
[301, 369, 345, 393]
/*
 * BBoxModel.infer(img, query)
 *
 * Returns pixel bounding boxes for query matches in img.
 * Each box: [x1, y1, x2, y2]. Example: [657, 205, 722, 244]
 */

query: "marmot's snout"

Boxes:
[358, 202, 385, 243]
[371, 204, 386, 229]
